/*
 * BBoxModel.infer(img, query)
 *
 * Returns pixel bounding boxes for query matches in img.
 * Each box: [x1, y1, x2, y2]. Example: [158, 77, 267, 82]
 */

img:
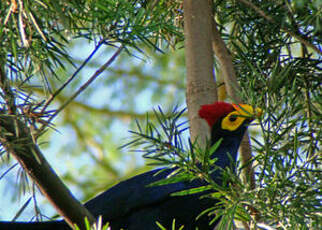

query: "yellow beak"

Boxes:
[232, 104, 262, 119]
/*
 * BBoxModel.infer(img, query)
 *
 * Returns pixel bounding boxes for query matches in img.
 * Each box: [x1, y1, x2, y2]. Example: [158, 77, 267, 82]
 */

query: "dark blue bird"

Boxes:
[0, 102, 261, 230]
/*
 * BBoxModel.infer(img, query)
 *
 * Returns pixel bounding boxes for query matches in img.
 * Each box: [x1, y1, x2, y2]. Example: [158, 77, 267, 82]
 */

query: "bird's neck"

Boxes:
[210, 127, 245, 172]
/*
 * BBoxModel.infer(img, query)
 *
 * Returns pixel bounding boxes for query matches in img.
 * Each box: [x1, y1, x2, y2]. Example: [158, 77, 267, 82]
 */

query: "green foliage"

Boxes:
[74, 216, 110, 230]
[124, 106, 228, 192]
[215, 1, 321, 228]
[123, 103, 320, 229]
[123, 106, 251, 228]
[156, 219, 185, 230]
[0, 0, 321, 229]
[0, 0, 182, 88]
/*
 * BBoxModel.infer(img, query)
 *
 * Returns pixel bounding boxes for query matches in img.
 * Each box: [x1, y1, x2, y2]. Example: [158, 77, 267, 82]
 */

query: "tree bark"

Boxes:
[183, 0, 217, 147]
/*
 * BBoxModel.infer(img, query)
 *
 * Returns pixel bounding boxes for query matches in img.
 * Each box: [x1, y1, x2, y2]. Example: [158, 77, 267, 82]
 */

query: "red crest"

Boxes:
[198, 102, 234, 127]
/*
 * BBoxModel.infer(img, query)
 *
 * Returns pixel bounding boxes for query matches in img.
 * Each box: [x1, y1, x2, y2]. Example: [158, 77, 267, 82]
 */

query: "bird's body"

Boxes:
[85, 168, 220, 230]
[0, 102, 261, 230]
[1, 168, 219, 230]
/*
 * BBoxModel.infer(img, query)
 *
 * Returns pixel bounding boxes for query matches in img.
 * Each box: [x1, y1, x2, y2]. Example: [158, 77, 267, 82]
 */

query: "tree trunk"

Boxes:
[183, 0, 217, 147]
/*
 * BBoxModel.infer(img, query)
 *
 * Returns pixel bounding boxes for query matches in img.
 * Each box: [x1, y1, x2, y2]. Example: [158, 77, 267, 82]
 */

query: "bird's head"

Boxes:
[198, 101, 262, 169]
[199, 101, 262, 144]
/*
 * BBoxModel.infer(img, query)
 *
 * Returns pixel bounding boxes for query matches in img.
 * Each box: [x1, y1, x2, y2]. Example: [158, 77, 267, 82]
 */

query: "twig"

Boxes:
[18, 0, 29, 47]
[40, 45, 123, 132]
[3, 0, 17, 25]
[41, 40, 105, 114]
[302, 47, 315, 159]
[0, 163, 18, 180]
[237, 0, 322, 55]
[0, 64, 17, 115]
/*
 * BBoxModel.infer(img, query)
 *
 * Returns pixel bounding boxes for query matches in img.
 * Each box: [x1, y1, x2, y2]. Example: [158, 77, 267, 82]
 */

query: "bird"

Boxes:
[0, 101, 261, 230]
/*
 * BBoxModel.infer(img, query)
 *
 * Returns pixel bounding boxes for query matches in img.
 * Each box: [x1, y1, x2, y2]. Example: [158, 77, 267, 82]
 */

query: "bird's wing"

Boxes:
[84, 168, 196, 220]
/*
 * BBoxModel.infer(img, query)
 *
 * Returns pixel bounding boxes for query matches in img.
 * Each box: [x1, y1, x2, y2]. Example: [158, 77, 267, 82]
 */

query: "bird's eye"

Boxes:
[229, 115, 237, 122]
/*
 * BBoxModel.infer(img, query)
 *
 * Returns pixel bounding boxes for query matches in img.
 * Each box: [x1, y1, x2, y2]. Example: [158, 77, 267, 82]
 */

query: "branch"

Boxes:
[211, 21, 241, 101]
[0, 116, 95, 229]
[183, 0, 217, 147]
[212, 21, 256, 191]
[42, 46, 124, 129]
[237, 0, 322, 55]
[110, 69, 185, 89]
[41, 40, 105, 114]
[1, 56, 96, 230]
[24, 86, 154, 120]
[68, 100, 152, 120]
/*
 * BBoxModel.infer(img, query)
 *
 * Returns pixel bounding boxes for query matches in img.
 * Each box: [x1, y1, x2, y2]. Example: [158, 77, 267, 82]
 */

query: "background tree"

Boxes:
[0, 0, 321, 229]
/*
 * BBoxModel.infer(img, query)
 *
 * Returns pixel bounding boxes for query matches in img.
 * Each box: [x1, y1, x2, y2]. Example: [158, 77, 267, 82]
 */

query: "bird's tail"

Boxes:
[0, 220, 69, 230]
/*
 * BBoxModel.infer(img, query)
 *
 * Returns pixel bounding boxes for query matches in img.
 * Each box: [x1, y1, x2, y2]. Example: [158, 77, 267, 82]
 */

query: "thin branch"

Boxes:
[22, 84, 156, 120]
[43, 45, 124, 128]
[212, 19, 256, 199]
[110, 69, 185, 89]
[61, 60, 186, 89]
[212, 21, 241, 102]
[41, 40, 105, 114]
[0, 64, 17, 115]
[302, 47, 315, 159]
[69, 100, 151, 119]
[3, 0, 17, 25]
[18, 0, 29, 47]
[237, 0, 322, 55]
[0, 163, 18, 180]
